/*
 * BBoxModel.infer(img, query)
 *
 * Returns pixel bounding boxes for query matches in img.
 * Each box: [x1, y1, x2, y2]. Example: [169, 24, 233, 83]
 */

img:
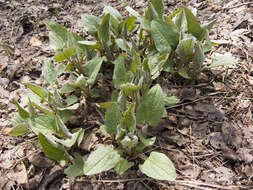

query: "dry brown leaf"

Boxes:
[1, 127, 13, 135]
[29, 37, 42, 47]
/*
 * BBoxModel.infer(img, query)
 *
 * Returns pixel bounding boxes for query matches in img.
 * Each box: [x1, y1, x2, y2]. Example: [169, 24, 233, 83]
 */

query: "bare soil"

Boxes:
[0, 0, 253, 189]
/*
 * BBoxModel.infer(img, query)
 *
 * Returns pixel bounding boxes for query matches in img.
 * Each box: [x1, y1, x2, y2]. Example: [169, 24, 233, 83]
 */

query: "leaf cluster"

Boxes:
[10, 0, 236, 181]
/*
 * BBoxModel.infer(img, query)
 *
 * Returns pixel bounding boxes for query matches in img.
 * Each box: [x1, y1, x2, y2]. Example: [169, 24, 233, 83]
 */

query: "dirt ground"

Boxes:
[0, 0, 253, 189]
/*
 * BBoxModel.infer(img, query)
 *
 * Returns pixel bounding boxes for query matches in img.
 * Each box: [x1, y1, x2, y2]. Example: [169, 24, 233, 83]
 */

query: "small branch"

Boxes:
[224, 2, 253, 10]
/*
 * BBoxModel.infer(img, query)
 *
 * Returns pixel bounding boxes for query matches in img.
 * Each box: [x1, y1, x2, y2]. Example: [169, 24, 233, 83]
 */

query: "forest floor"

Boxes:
[0, 0, 253, 189]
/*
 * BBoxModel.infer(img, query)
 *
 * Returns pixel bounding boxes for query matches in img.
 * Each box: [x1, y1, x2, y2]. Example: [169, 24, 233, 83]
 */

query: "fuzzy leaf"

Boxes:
[136, 84, 166, 126]
[178, 67, 190, 79]
[176, 38, 195, 64]
[25, 83, 47, 99]
[8, 125, 28, 136]
[115, 158, 134, 175]
[164, 96, 180, 106]
[123, 103, 136, 133]
[103, 6, 121, 22]
[183, 7, 204, 40]
[99, 14, 111, 43]
[39, 133, 68, 163]
[151, 20, 179, 53]
[64, 153, 84, 178]
[44, 19, 68, 50]
[104, 103, 122, 134]
[84, 56, 105, 86]
[150, 0, 164, 20]
[81, 14, 101, 35]
[54, 47, 76, 62]
[139, 151, 176, 181]
[42, 60, 57, 85]
[83, 146, 120, 175]
[113, 55, 127, 89]
[14, 101, 29, 119]
[205, 54, 236, 68]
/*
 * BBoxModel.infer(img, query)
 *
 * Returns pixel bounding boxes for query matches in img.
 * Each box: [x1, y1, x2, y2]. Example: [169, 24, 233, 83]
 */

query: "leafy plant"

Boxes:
[9, 0, 236, 182]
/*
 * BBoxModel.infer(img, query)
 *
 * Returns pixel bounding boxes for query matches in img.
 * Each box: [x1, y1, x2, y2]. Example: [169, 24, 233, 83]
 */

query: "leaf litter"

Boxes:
[0, 0, 253, 189]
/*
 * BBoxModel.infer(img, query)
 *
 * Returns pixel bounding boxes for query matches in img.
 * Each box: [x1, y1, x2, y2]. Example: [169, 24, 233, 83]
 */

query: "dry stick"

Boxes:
[166, 91, 225, 109]
[224, 2, 253, 10]
[82, 178, 251, 190]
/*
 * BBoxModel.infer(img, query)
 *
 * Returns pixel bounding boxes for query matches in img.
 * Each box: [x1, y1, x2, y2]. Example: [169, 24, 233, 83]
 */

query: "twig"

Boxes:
[224, 2, 253, 10]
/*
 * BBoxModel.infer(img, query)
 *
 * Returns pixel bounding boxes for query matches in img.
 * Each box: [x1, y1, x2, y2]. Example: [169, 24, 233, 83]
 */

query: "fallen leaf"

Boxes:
[1, 127, 13, 135]
[28, 153, 55, 168]
[29, 37, 42, 47]
[236, 148, 253, 163]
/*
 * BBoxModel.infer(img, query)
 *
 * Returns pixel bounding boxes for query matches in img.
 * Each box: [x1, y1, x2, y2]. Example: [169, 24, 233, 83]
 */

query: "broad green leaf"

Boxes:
[139, 132, 156, 147]
[57, 103, 79, 111]
[115, 158, 134, 175]
[139, 151, 176, 181]
[81, 14, 101, 35]
[8, 125, 28, 136]
[125, 16, 136, 31]
[11, 115, 26, 127]
[68, 32, 86, 57]
[54, 47, 76, 62]
[78, 40, 101, 50]
[83, 56, 105, 86]
[192, 43, 205, 74]
[136, 84, 166, 126]
[31, 102, 53, 115]
[29, 115, 55, 135]
[103, 6, 121, 35]
[59, 110, 72, 123]
[72, 74, 87, 88]
[178, 67, 190, 79]
[99, 14, 111, 43]
[55, 115, 72, 137]
[44, 19, 68, 50]
[130, 51, 141, 74]
[104, 103, 122, 134]
[123, 103, 136, 133]
[115, 38, 131, 53]
[42, 60, 57, 85]
[120, 83, 139, 97]
[48, 32, 65, 50]
[52, 129, 83, 148]
[174, 10, 187, 31]
[44, 19, 68, 42]
[183, 7, 204, 40]
[83, 146, 120, 175]
[125, 6, 150, 30]
[14, 101, 29, 119]
[66, 95, 78, 106]
[151, 20, 179, 53]
[201, 19, 216, 31]
[176, 38, 195, 64]
[125, 6, 141, 18]
[21, 93, 42, 106]
[205, 54, 236, 68]
[113, 55, 127, 89]
[164, 96, 180, 106]
[104, 6, 121, 21]
[25, 83, 47, 99]
[64, 153, 84, 178]
[39, 133, 68, 163]
[150, 0, 164, 20]
[57, 64, 66, 75]
[60, 83, 76, 94]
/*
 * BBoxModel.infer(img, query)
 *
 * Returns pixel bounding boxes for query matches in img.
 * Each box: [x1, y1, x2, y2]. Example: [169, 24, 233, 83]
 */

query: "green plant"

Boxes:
[9, 0, 236, 181]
